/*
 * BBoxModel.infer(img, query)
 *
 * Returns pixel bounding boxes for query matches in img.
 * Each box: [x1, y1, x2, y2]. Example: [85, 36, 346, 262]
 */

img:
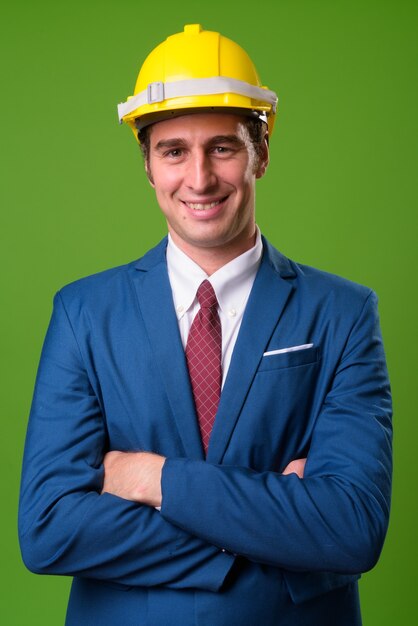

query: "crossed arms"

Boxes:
[19, 287, 392, 588]
[101, 451, 306, 507]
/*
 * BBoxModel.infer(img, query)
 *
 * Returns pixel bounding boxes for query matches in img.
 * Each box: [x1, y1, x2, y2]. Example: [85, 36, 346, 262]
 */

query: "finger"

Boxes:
[282, 458, 307, 478]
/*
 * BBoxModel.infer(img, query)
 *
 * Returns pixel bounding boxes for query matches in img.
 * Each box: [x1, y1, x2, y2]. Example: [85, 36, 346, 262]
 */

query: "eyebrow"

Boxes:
[206, 135, 245, 148]
[153, 134, 245, 152]
[154, 138, 187, 152]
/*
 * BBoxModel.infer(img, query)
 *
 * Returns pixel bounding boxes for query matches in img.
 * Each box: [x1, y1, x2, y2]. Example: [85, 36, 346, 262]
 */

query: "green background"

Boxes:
[1, 0, 416, 623]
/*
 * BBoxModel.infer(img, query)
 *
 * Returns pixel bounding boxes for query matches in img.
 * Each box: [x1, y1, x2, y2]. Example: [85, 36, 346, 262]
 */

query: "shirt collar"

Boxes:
[166, 238, 207, 317]
[166, 228, 263, 319]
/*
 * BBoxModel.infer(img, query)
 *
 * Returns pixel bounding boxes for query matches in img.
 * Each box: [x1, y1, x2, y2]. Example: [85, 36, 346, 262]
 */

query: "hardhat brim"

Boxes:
[133, 106, 268, 131]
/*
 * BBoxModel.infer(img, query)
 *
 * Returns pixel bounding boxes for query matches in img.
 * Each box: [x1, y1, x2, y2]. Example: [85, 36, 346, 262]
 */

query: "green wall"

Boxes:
[1, 1, 416, 623]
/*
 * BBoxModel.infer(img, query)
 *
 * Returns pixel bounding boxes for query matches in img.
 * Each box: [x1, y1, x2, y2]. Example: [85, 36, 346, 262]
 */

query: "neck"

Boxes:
[169, 229, 257, 275]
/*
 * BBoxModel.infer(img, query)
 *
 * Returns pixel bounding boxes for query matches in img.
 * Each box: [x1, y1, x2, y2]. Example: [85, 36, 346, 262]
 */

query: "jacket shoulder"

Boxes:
[57, 238, 168, 307]
[291, 260, 378, 326]
[57, 260, 137, 304]
[264, 238, 375, 312]
[293, 261, 373, 297]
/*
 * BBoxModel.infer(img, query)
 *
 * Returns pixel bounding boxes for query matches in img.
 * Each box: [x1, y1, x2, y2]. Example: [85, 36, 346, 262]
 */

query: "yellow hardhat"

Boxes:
[117, 24, 278, 142]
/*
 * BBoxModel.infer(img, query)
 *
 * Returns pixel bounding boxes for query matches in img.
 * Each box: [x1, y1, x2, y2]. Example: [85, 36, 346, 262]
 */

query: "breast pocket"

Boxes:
[258, 345, 319, 372]
[233, 344, 321, 469]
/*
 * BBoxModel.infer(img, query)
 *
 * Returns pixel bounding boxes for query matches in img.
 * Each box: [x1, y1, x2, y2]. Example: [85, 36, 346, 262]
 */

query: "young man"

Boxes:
[19, 25, 392, 625]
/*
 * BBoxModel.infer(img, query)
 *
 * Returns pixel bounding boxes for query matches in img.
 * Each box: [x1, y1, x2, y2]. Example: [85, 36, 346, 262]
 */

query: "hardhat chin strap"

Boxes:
[118, 76, 278, 123]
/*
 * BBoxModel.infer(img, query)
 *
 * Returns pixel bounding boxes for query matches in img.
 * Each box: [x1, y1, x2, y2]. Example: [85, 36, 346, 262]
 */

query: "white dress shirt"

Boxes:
[166, 228, 263, 385]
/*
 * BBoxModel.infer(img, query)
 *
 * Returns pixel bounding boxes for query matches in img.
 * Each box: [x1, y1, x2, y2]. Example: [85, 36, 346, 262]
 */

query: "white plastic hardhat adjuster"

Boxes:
[147, 82, 165, 104]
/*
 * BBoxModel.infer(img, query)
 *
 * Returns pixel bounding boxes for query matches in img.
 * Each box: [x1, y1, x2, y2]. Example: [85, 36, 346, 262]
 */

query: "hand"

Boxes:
[282, 458, 306, 479]
[101, 451, 165, 507]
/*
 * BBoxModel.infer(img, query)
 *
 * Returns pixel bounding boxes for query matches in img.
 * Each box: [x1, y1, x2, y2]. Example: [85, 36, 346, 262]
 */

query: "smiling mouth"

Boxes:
[184, 197, 227, 211]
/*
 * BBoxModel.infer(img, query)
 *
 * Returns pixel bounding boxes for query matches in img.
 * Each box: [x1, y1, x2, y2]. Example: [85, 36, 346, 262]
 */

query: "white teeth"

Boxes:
[186, 200, 221, 210]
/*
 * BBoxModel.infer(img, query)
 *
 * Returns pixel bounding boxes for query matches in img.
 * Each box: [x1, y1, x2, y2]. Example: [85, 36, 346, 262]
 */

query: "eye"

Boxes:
[164, 148, 183, 158]
[210, 146, 237, 158]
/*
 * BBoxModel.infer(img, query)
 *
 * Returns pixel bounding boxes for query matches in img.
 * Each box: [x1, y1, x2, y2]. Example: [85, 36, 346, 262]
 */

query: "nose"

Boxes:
[184, 150, 217, 193]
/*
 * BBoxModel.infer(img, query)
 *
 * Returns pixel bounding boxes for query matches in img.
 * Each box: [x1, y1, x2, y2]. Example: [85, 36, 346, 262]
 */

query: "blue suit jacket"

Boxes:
[19, 237, 392, 626]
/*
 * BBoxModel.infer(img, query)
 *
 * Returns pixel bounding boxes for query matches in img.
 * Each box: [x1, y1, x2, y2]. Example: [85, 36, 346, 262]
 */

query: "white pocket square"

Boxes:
[263, 343, 314, 357]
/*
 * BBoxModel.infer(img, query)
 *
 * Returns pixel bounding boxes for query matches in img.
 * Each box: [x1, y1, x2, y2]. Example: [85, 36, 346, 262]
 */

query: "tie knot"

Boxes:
[196, 280, 218, 309]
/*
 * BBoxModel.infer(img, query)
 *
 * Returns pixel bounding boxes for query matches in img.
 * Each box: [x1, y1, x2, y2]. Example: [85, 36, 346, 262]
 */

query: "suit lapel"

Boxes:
[207, 242, 295, 464]
[130, 240, 204, 460]
[130, 237, 295, 463]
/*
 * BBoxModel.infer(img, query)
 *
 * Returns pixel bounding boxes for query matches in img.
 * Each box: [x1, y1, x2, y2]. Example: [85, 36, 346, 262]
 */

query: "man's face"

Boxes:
[147, 113, 268, 262]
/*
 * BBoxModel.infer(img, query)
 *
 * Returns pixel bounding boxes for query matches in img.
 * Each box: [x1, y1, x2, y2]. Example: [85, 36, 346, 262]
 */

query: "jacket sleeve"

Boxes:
[161, 291, 393, 574]
[18, 292, 234, 590]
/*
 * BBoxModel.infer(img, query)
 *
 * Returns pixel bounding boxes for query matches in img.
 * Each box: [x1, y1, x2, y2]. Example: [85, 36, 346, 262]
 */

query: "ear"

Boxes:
[145, 161, 155, 187]
[255, 134, 269, 179]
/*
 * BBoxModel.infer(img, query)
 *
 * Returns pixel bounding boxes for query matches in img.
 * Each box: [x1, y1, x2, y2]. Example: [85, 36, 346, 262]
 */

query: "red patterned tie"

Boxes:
[186, 280, 222, 454]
